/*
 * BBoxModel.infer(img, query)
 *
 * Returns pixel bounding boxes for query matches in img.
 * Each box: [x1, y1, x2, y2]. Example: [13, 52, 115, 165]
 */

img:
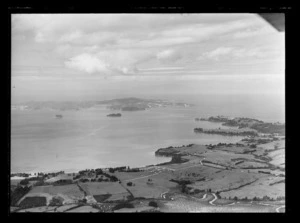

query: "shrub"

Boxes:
[148, 201, 158, 208]
[19, 179, 29, 185]
[49, 196, 64, 206]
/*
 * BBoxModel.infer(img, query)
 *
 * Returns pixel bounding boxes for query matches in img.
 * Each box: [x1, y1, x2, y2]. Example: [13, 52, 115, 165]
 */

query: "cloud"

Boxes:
[64, 54, 109, 74]
[12, 14, 257, 48]
[202, 47, 265, 60]
[156, 49, 182, 62]
[231, 48, 264, 58]
[202, 47, 234, 60]
[232, 27, 273, 39]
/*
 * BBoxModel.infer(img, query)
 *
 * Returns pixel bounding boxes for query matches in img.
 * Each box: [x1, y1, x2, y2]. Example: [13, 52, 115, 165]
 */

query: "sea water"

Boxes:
[11, 94, 284, 173]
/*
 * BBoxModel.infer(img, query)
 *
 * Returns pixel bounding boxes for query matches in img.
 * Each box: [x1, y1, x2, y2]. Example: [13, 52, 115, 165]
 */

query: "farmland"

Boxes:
[10, 132, 285, 213]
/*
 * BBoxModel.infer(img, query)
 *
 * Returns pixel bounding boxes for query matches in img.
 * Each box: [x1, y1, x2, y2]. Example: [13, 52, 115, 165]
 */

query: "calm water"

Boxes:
[11, 94, 285, 173]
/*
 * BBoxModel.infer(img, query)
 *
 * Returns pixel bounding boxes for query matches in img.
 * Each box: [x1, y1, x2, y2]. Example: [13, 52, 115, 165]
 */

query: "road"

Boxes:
[161, 191, 168, 199]
[209, 193, 218, 206]
[276, 205, 285, 213]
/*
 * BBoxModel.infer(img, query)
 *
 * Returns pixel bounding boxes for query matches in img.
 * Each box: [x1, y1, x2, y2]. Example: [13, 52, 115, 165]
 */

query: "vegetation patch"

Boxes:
[49, 196, 64, 206]
[19, 196, 47, 209]
[10, 186, 31, 206]
[148, 201, 158, 208]
[112, 202, 135, 211]
[93, 194, 112, 202]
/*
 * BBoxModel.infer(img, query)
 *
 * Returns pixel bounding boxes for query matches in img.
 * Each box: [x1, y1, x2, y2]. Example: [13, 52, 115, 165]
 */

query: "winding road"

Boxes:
[209, 193, 218, 205]
[275, 205, 285, 213]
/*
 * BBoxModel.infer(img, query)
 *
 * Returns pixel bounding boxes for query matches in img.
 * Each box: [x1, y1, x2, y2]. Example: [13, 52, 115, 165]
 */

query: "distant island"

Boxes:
[11, 97, 194, 112]
[194, 116, 285, 136]
[107, 113, 122, 117]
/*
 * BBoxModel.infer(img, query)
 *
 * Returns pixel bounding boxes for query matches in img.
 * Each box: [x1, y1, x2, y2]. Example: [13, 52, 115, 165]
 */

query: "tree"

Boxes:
[149, 201, 158, 208]
[20, 179, 29, 185]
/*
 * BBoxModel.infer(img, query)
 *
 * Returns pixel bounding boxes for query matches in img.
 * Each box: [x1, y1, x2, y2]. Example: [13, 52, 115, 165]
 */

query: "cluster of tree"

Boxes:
[99, 172, 119, 182]
[53, 179, 73, 186]
[10, 186, 31, 206]
[148, 201, 158, 208]
[235, 161, 245, 165]
[196, 128, 258, 137]
[19, 179, 30, 185]
[127, 182, 134, 186]
[158, 144, 194, 150]
[49, 196, 63, 206]
[269, 179, 285, 186]
[258, 170, 271, 174]
[47, 171, 65, 176]
[73, 175, 81, 180]
[79, 178, 90, 183]
[229, 195, 284, 202]
[106, 166, 143, 173]
[108, 166, 127, 173]
[78, 169, 94, 177]
[170, 179, 192, 193]
[207, 116, 230, 123]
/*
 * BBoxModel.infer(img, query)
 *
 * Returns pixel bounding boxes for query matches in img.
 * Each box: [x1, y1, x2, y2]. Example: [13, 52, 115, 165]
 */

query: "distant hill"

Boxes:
[12, 97, 194, 112]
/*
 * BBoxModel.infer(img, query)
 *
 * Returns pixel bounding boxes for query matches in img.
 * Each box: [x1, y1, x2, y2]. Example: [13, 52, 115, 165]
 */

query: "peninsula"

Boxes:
[195, 116, 285, 136]
[10, 118, 285, 213]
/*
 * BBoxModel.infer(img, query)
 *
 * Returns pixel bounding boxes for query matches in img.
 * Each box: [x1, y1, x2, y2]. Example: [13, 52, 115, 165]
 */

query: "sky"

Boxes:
[11, 13, 285, 103]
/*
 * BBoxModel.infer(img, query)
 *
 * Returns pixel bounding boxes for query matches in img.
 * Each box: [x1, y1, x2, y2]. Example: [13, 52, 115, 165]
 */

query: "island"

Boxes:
[11, 97, 194, 112]
[107, 113, 122, 117]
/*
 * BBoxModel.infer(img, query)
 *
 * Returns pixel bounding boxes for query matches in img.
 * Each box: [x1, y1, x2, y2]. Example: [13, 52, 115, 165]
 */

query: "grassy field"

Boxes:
[79, 182, 128, 195]
[235, 161, 269, 169]
[123, 172, 177, 199]
[202, 150, 255, 167]
[23, 184, 85, 204]
[268, 149, 285, 166]
[257, 140, 285, 151]
[160, 197, 277, 212]
[65, 205, 99, 212]
[17, 206, 56, 212]
[114, 171, 153, 181]
[220, 176, 285, 200]
[174, 165, 221, 181]
[188, 169, 260, 193]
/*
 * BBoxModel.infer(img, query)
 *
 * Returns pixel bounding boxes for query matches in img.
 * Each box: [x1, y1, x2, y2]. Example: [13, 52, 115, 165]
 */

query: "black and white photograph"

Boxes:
[9, 11, 285, 213]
